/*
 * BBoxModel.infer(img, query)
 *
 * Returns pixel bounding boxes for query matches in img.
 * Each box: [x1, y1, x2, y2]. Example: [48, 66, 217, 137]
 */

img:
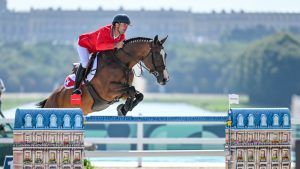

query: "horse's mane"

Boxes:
[123, 37, 152, 46]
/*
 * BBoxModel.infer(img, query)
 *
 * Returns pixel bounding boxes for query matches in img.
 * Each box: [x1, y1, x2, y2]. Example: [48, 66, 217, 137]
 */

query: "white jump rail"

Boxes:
[84, 115, 227, 167]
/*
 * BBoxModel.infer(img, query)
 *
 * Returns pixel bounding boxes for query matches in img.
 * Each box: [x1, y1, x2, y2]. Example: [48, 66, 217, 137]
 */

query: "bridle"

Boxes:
[119, 42, 166, 77]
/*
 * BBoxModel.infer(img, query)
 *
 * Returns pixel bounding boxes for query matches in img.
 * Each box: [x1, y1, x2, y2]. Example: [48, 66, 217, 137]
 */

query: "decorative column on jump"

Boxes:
[225, 108, 292, 169]
[13, 108, 84, 169]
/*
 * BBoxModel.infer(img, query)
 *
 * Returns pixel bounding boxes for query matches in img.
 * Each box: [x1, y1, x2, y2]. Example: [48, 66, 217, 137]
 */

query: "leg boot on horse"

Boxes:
[70, 64, 86, 105]
[117, 92, 144, 116]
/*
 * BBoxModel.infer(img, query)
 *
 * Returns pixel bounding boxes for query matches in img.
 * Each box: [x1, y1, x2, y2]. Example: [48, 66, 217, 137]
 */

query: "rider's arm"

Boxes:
[96, 27, 125, 51]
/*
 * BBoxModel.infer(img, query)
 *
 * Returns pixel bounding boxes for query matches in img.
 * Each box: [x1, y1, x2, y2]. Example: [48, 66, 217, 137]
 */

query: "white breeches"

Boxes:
[77, 44, 90, 68]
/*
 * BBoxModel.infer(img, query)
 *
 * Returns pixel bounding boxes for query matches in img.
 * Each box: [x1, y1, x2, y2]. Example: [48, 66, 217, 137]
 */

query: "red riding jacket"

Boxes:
[78, 24, 125, 53]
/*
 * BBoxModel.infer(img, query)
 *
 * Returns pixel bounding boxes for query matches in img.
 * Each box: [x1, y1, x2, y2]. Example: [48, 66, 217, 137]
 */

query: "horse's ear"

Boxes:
[160, 35, 168, 44]
[154, 35, 159, 44]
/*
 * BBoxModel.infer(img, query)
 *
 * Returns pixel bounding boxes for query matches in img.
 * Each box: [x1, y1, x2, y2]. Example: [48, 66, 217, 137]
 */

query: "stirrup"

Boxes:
[72, 89, 82, 95]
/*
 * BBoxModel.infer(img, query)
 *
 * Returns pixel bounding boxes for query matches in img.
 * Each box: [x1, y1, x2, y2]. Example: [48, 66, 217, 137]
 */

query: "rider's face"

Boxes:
[116, 23, 128, 34]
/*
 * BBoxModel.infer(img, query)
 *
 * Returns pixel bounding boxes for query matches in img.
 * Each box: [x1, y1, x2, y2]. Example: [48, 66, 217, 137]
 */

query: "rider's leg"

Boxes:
[72, 44, 89, 95]
[72, 64, 86, 94]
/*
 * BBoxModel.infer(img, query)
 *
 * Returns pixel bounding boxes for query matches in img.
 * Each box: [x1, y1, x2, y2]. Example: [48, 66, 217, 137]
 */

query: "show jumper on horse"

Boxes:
[37, 14, 170, 116]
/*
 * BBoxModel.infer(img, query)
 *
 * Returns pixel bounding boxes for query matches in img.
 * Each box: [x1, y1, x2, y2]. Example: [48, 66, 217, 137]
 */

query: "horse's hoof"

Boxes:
[117, 104, 126, 116]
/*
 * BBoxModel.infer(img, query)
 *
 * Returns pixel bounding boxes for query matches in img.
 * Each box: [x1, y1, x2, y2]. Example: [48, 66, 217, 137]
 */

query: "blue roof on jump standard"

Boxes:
[14, 108, 84, 130]
[228, 108, 291, 129]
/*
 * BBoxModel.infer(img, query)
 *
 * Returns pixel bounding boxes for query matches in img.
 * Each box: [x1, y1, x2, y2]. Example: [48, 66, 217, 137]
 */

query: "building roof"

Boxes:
[14, 108, 84, 130]
[228, 108, 291, 129]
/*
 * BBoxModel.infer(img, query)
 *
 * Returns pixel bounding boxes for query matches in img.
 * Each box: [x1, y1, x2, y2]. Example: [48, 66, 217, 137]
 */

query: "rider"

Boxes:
[71, 14, 131, 104]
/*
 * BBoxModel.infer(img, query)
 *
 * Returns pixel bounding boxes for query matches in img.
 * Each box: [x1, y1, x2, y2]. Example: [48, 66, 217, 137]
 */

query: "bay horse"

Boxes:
[37, 35, 169, 116]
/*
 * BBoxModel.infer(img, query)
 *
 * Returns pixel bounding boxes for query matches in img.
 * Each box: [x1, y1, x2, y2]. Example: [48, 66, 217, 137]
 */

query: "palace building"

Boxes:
[1, 0, 300, 43]
[13, 108, 84, 169]
[225, 108, 292, 169]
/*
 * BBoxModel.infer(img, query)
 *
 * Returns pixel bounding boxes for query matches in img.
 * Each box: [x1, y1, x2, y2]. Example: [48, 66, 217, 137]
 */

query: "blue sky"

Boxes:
[7, 0, 300, 13]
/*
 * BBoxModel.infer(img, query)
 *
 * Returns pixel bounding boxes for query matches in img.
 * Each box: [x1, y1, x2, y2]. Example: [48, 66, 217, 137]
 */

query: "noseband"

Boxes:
[146, 49, 166, 77]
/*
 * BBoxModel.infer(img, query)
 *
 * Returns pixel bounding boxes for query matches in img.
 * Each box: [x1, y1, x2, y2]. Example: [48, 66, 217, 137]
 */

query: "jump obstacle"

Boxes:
[1, 108, 292, 168]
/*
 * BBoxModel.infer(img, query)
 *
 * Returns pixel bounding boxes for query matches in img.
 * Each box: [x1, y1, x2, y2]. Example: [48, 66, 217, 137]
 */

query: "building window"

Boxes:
[237, 149, 243, 161]
[50, 114, 57, 128]
[283, 133, 289, 142]
[248, 114, 254, 127]
[50, 134, 56, 143]
[273, 114, 279, 126]
[260, 114, 267, 127]
[74, 135, 81, 143]
[63, 135, 70, 144]
[36, 114, 44, 128]
[35, 151, 43, 164]
[283, 114, 289, 126]
[24, 151, 32, 164]
[238, 114, 244, 127]
[74, 151, 81, 164]
[282, 149, 290, 161]
[24, 114, 32, 128]
[272, 149, 279, 161]
[63, 151, 70, 164]
[75, 115, 82, 128]
[271, 133, 279, 143]
[237, 133, 243, 143]
[36, 134, 42, 143]
[25, 134, 31, 142]
[63, 115, 71, 128]
[49, 151, 56, 164]
[247, 149, 254, 162]
[260, 133, 267, 142]
[259, 149, 266, 161]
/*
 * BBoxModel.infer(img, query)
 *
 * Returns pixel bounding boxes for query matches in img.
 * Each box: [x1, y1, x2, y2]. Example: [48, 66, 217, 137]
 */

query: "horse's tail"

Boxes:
[36, 99, 47, 108]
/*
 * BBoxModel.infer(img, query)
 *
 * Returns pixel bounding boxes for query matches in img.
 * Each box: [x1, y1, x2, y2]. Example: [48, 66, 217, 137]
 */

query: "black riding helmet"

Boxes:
[112, 14, 131, 25]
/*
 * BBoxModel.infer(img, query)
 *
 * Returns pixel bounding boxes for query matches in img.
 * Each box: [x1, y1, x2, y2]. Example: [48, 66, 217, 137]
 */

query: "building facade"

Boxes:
[225, 108, 292, 169]
[1, 0, 300, 43]
[13, 108, 84, 169]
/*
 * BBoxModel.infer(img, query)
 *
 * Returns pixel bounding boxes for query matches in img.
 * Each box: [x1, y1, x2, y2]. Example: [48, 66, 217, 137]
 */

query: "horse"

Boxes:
[37, 35, 169, 116]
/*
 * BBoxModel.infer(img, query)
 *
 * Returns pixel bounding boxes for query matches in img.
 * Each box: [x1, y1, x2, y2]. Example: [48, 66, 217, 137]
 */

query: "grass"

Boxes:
[1, 93, 48, 111]
[0, 93, 252, 112]
[143, 93, 251, 112]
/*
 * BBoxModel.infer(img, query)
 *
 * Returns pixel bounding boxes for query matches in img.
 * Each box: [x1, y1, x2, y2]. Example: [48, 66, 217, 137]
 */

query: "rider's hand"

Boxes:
[114, 41, 124, 49]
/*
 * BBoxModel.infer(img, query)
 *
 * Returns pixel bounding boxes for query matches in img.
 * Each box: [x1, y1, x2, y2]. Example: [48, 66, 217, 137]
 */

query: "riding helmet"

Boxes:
[112, 14, 131, 25]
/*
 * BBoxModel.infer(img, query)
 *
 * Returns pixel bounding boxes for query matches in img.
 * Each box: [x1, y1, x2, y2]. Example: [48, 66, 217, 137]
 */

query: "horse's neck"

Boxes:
[119, 42, 150, 68]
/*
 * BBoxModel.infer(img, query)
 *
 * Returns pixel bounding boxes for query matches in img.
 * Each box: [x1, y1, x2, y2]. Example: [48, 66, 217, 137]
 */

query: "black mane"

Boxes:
[124, 37, 152, 46]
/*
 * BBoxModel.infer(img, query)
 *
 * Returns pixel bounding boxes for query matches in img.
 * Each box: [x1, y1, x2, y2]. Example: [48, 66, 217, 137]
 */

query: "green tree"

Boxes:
[0, 42, 76, 92]
[232, 33, 300, 106]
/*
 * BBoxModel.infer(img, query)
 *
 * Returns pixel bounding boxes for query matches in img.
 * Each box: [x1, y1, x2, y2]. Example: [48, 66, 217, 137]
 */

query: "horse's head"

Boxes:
[143, 35, 170, 85]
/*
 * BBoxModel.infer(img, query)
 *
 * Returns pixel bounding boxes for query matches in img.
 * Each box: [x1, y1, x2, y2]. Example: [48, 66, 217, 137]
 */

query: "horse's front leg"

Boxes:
[117, 87, 144, 116]
[125, 92, 144, 112]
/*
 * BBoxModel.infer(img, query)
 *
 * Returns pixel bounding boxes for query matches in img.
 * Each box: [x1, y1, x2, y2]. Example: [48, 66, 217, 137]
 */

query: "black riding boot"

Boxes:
[72, 64, 86, 95]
